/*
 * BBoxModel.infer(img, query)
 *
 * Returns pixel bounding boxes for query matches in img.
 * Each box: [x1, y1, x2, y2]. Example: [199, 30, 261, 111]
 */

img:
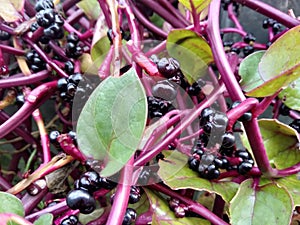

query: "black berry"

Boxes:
[243, 33, 256, 43]
[0, 30, 11, 41]
[66, 189, 96, 214]
[122, 208, 137, 225]
[221, 132, 236, 148]
[35, 0, 54, 12]
[49, 130, 60, 143]
[243, 45, 254, 56]
[36, 9, 56, 28]
[64, 61, 74, 75]
[157, 57, 180, 78]
[75, 171, 100, 193]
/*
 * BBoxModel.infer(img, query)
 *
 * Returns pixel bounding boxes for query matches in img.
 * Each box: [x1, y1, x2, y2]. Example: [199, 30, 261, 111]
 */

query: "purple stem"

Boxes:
[98, 46, 113, 79]
[0, 81, 57, 139]
[24, 0, 36, 17]
[227, 3, 244, 31]
[26, 201, 69, 222]
[0, 70, 50, 88]
[221, 27, 246, 36]
[0, 44, 25, 55]
[106, 157, 134, 225]
[138, 0, 186, 28]
[66, 9, 85, 24]
[232, 0, 300, 28]
[190, 0, 201, 33]
[98, 0, 112, 28]
[145, 41, 166, 57]
[130, 3, 168, 38]
[276, 162, 300, 177]
[134, 84, 225, 166]
[49, 42, 69, 61]
[22, 188, 48, 215]
[212, 194, 225, 219]
[151, 184, 229, 225]
[0, 112, 37, 145]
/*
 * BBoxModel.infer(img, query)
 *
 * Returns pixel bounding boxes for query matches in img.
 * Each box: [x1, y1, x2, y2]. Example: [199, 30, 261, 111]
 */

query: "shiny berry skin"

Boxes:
[243, 33, 256, 43]
[272, 23, 282, 33]
[15, 94, 25, 106]
[237, 161, 253, 175]
[122, 208, 137, 225]
[223, 41, 233, 47]
[214, 157, 229, 169]
[54, 14, 64, 26]
[221, 132, 236, 148]
[174, 206, 186, 218]
[129, 191, 141, 204]
[68, 131, 77, 140]
[49, 130, 60, 143]
[57, 78, 68, 92]
[75, 171, 100, 193]
[231, 101, 252, 121]
[188, 157, 199, 171]
[235, 149, 251, 160]
[243, 45, 254, 56]
[262, 18, 275, 29]
[67, 33, 80, 44]
[157, 57, 180, 78]
[35, 0, 54, 12]
[43, 23, 64, 39]
[98, 177, 117, 189]
[60, 215, 78, 225]
[152, 79, 177, 101]
[66, 189, 96, 214]
[64, 61, 74, 75]
[187, 80, 204, 96]
[200, 107, 215, 126]
[206, 164, 220, 179]
[68, 73, 83, 85]
[0, 30, 11, 41]
[30, 22, 40, 32]
[279, 104, 290, 116]
[36, 9, 55, 28]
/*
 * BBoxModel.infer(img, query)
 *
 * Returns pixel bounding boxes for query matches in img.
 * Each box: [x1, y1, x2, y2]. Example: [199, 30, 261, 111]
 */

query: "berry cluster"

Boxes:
[147, 96, 174, 119]
[243, 33, 256, 44]
[168, 198, 190, 218]
[60, 215, 78, 225]
[122, 208, 137, 225]
[34, 0, 64, 42]
[289, 119, 300, 133]
[262, 18, 282, 34]
[129, 186, 143, 204]
[66, 170, 116, 214]
[199, 107, 228, 135]
[57, 73, 93, 103]
[65, 33, 83, 59]
[25, 50, 46, 72]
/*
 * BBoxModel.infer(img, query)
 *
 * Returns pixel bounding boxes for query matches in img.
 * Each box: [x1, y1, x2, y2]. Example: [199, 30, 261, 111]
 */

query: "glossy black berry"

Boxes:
[187, 80, 204, 96]
[36, 9, 55, 28]
[60, 215, 78, 225]
[67, 33, 80, 44]
[66, 189, 96, 214]
[243, 33, 256, 44]
[152, 79, 177, 101]
[289, 119, 300, 133]
[214, 157, 229, 169]
[75, 171, 100, 193]
[230, 47, 240, 54]
[243, 45, 254, 56]
[237, 161, 253, 175]
[174, 206, 186, 218]
[30, 22, 40, 32]
[43, 23, 64, 39]
[220, 146, 234, 157]
[235, 149, 251, 160]
[68, 73, 83, 85]
[64, 61, 74, 75]
[231, 101, 252, 121]
[122, 208, 137, 225]
[221, 132, 235, 148]
[54, 14, 64, 26]
[49, 130, 60, 143]
[66, 43, 83, 59]
[57, 78, 68, 92]
[129, 186, 141, 204]
[223, 41, 233, 47]
[15, 94, 25, 106]
[0, 30, 11, 41]
[188, 157, 199, 171]
[200, 107, 215, 126]
[272, 23, 282, 33]
[206, 164, 220, 179]
[262, 18, 275, 29]
[35, 0, 54, 12]
[157, 57, 180, 78]
[98, 177, 117, 189]
[279, 104, 290, 116]
[68, 131, 77, 140]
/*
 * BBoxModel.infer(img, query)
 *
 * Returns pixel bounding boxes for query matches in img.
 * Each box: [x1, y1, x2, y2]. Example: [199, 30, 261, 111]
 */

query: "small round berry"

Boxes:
[54, 13, 64, 26]
[243, 33, 256, 44]
[57, 78, 68, 92]
[152, 80, 177, 101]
[174, 206, 186, 218]
[30, 22, 40, 32]
[67, 33, 80, 44]
[157, 57, 180, 78]
[75, 171, 100, 193]
[35, 0, 54, 12]
[187, 81, 203, 96]
[129, 191, 141, 204]
[188, 157, 199, 171]
[0, 30, 11, 41]
[68, 131, 77, 140]
[44, 23, 64, 39]
[98, 177, 117, 189]
[66, 189, 96, 214]
[243, 45, 254, 56]
[68, 73, 83, 85]
[235, 149, 251, 160]
[272, 23, 282, 33]
[64, 61, 74, 75]
[279, 104, 290, 116]
[206, 164, 220, 179]
[237, 161, 253, 175]
[49, 130, 60, 143]
[221, 132, 235, 148]
[223, 41, 233, 47]
[36, 9, 55, 28]
[122, 208, 137, 225]
[15, 94, 25, 106]
[289, 119, 300, 133]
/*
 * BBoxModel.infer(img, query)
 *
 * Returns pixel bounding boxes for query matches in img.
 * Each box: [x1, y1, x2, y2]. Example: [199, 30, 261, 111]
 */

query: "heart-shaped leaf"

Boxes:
[179, 0, 212, 13]
[258, 119, 300, 169]
[230, 179, 293, 225]
[167, 29, 213, 84]
[145, 189, 210, 225]
[276, 175, 300, 207]
[278, 78, 300, 111]
[77, 68, 147, 177]
[33, 213, 53, 225]
[243, 25, 300, 97]
[0, 192, 24, 216]
[157, 150, 239, 202]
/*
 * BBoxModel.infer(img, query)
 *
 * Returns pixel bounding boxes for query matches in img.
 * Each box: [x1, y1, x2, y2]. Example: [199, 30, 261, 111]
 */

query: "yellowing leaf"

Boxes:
[179, 0, 212, 13]
[0, 0, 22, 22]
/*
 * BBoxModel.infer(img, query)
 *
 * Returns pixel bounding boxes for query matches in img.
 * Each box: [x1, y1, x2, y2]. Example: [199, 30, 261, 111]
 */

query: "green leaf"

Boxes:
[0, 213, 32, 225]
[0, 0, 22, 22]
[179, 0, 212, 13]
[91, 37, 111, 67]
[276, 175, 300, 207]
[33, 213, 53, 225]
[239, 51, 265, 92]
[145, 189, 210, 225]
[230, 179, 293, 225]
[79, 207, 105, 224]
[278, 78, 300, 111]
[258, 119, 300, 169]
[157, 150, 239, 202]
[166, 29, 213, 84]
[245, 25, 300, 97]
[76, 0, 100, 20]
[150, 13, 164, 28]
[77, 68, 147, 177]
[0, 192, 24, 216]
